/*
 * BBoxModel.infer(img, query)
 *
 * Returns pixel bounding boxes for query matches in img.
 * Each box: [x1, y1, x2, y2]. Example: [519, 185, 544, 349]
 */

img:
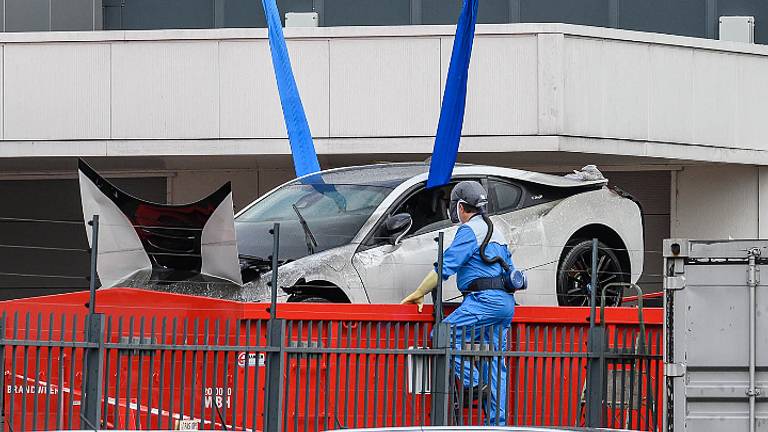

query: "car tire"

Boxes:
[287, 294, 331, 303]
[556, 239, 627, 307]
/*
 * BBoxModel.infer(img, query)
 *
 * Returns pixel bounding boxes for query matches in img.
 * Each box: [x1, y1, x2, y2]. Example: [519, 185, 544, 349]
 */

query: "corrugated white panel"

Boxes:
[4, 43, 109, 140]
[602, 41, 649, 140]
[563, 37, 651, 141]
[562, 37, 605, 137]
[439, 35, 538, 136]
[736, 54, 768, 150]
[649, 45, 694, 144]
[111, 41, 219, 139]
[329, 37, 440, 137]
[219, 39, 329, 139]
[692, 50, 738, 148]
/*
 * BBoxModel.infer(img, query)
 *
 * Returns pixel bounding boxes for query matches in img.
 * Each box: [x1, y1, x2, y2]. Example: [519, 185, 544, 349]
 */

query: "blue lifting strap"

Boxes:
[426, 0, 479, 189]
[262, 0, 321, 178]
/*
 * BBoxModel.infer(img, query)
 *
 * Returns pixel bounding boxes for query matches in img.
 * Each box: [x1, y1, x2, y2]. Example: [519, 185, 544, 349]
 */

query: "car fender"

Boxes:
[243, 244, 368, 303]
[540, 188, 644, 283]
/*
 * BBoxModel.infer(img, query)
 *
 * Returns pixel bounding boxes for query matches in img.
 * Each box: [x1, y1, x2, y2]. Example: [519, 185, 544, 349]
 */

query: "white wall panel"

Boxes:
[439, 35, 539, 136]
[111, 41, 219, 139]
[4, 43, 109, 140]
[692, 50, 738, 148]
[736, 54, 768, 151]
[219, 39, 329, 138]
[602, 41, 649, 140]
[329, 37, 440, 137]
[649, 45, 694, 144]
[563, 37, 605, 137]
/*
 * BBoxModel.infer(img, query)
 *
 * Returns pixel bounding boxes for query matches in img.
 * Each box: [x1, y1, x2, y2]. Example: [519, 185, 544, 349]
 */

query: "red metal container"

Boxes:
[1, 288, 663, 431]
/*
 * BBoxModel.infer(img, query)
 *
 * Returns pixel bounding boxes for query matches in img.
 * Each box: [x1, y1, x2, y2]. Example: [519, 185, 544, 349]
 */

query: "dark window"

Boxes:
[220, 0, 313, 28]
[323, 0, 411, 26]
[489, 179, 522, 214]
[520, 0, 610, 27]
[422, 0, 511, 25]
[619, 0, 706, 39]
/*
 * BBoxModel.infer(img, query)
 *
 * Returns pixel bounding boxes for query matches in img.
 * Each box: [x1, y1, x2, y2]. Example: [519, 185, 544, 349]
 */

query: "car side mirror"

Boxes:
[385, 213, 413, 246]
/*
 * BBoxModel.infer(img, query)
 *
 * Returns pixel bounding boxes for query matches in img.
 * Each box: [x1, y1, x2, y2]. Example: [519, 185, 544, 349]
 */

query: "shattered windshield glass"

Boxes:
[235, 183, 393, 263]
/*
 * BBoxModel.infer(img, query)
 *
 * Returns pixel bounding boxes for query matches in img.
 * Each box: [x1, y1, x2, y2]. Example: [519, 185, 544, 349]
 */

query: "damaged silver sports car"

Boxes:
[79, 162, 643, 306]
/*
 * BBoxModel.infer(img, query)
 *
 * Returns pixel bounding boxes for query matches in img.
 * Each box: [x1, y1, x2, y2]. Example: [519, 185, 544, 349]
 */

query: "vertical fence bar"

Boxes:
[264, 319, 285, 432]
[135, 317, 146, 431]
[585, 238, 606, 428]
[269, 223, 280, 322]
[21, 313, 30, 432]
[8, 313, 18, 432]
[434, 232, 445, 323]
[88, 215, 100, 315]
[31, 314, 42, 432]
[430, 322, 450, 426]
[145, 317, 156, 430]
[44, 313, 54, 430]
[169, 318, 179, 429]
[0, 314, 5, 432]
[82, 313, 105, 429]
[55, 315, 65, 430]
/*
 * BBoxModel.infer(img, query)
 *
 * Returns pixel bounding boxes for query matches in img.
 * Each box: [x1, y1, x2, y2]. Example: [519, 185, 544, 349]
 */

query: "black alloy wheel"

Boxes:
[556, 239, 627, 307]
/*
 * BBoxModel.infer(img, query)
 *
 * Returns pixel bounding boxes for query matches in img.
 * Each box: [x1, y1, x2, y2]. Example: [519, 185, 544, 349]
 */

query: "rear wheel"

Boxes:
[556, 239, 627, 307]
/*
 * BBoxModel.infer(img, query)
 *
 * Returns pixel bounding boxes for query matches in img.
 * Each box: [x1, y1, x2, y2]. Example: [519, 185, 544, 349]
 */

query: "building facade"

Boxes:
[1, 0, 768, 44]
[0, 2, 767, 300]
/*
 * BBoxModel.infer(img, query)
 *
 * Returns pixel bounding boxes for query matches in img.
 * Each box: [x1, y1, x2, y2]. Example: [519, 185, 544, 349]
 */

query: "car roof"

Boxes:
[289, 163, 608, 188]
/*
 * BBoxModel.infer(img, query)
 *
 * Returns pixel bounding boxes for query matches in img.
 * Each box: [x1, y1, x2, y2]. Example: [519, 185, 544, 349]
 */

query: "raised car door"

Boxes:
[351, 179, 483, 304]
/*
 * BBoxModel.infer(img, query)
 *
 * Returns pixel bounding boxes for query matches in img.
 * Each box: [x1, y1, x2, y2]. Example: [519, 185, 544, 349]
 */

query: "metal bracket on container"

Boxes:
[664, 275, 686, 291]
[746, 387, 762, 397]
[747, 263, 761, 285]
[665, 363, 686, 378]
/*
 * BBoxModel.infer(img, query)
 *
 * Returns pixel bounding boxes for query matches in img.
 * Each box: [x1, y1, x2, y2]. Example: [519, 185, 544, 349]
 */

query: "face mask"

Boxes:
[447, 199, 466, 224]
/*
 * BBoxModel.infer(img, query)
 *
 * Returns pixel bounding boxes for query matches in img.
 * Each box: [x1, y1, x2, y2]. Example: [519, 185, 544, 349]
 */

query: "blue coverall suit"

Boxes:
[438, 214, 516, 425]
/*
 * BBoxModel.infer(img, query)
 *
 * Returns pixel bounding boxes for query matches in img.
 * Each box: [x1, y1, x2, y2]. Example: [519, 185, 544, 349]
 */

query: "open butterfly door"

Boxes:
[77, 160, 242, 293]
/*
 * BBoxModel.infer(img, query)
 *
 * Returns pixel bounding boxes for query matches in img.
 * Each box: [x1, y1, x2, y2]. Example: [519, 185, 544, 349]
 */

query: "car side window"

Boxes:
[489, 179, 522, 214]
[363, 178, 486, 247]
[395, 183, 453, 236]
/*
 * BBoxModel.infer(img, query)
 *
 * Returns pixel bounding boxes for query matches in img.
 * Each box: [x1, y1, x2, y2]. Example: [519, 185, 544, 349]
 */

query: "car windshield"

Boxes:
[235, 183, 392, 262]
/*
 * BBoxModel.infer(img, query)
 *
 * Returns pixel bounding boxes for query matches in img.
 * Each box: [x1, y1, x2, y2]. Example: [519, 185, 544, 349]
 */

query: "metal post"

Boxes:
[589, 238, 598, 327]
[269, 223, 280, 323]
[585, 237, 605, 427]
[264, 319, 286, 432]
[430, 322, 451, 426]
[747, 248, 760, 432]
[88, 215, 100, 315]
[0, 318, 5, 432]
[82, 313, 105, 429]
[434, 232, 445, 324]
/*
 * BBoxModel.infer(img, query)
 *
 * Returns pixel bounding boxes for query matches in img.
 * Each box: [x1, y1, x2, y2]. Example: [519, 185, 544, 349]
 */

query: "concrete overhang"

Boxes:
[1, 23, 767, 167]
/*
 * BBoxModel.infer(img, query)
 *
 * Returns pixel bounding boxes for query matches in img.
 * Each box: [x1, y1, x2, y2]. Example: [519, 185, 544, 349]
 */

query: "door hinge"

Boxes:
[665, 363, 686, 377]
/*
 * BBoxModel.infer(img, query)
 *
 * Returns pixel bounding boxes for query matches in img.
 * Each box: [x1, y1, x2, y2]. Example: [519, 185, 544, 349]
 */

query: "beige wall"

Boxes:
[672, 165, 760, 239]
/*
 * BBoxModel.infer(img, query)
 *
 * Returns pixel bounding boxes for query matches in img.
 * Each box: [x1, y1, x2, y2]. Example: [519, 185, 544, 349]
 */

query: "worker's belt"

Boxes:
[465, 276, 506, 294]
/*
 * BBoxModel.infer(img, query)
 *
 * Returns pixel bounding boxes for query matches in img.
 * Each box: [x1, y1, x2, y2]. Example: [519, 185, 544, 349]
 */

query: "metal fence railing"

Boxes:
[0, 307, 663, 432]
[0, 220, 664, 432]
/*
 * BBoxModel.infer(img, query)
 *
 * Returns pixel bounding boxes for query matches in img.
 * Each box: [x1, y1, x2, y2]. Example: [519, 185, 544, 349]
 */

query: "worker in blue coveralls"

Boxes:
[401, 180, 522, 425]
